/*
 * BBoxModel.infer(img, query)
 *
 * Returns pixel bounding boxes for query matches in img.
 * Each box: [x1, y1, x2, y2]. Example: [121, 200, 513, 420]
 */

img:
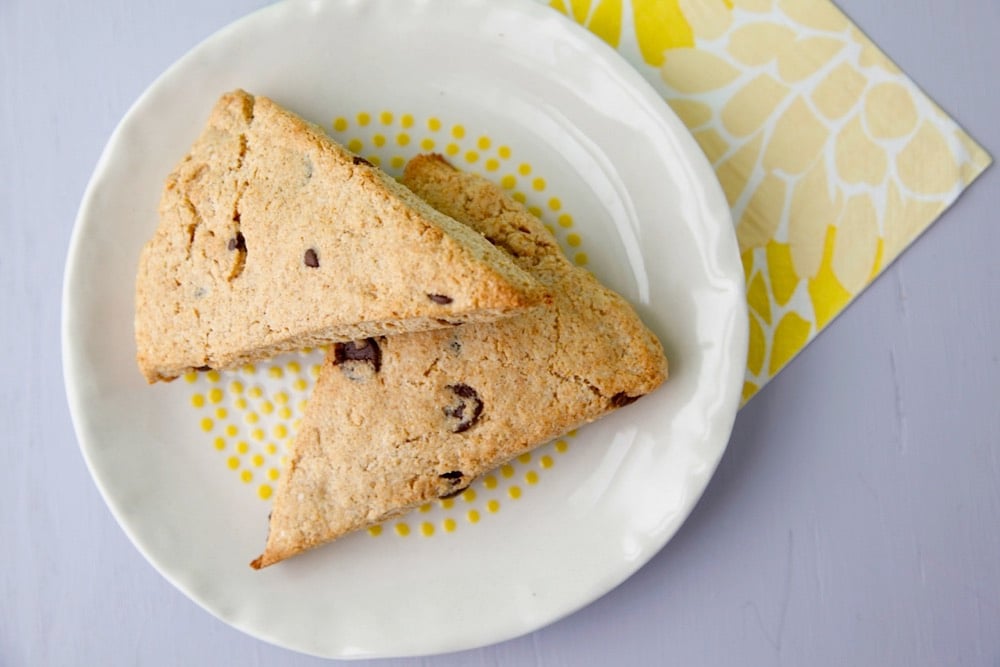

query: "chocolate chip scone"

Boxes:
[251, 154, 667, 568]
[135, 90, 548, 383]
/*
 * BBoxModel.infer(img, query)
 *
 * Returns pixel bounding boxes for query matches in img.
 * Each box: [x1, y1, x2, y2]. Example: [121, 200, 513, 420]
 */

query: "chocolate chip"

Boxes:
[439, 470, 464, 481]
[610, 392, 642, 408]
[448, 339, 461, 354]
[427, 294, 453, 304]
[333, 338, 382, 373]
[444, 383, 483, 433]
[439, 485, 469, 500]
[352, 155, 372, 167]
[304, 248, 319, 268]
[228, 232, 246, 252]
[194, 365, 212, 371]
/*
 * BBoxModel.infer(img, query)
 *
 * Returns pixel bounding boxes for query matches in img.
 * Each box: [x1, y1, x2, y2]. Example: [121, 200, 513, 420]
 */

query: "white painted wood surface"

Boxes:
[2, 1, 998, 664]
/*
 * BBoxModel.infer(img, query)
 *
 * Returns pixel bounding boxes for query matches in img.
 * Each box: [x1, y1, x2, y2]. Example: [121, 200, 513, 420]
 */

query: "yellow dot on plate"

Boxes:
[268, 468, 280, 481]
[286, 361, 301, 374]
[420, 138, 435, 151]
[357, 112, 371, 126]
[427, 117, 442, 131]
[528, 205, 542, 218]
[293, 378, 308, 392]
[467, 509, 481, 523]
[394, 522, 410, 537]
[397, 133, 410, 146]
[368, 525, 382, 537]
[379, 111, 393, 125]
[258, 484, 272, 500]
[555, 439, 569, 453]
[465, 151, 479, 163]
[367, 155, 381, 167]
[274, 391, 289, 405]
[445, 143, 460, 156]
[251, 428, 265, 441]
[487, 500, 501, 513]
[517, 163, 531, 176]
[251, 454, 264, 467]
[400, 113, 414, 128]
[540, 454, 554, 469]
[574, 252, 589, 266]
[215, 407, 227, 419]
[484, 475, 498, 489]
[443, 518, 457, 532]
[498, 145, 511, 159]
[462, 488, 476, 502]
[485, 158, 500, 172]
[548, 197, 562, 211]
[240, 470, 253, 483]
[236, 441, 249, 454]
[248, 386, 263, 399]
[500, 464, 515, 478]
[500, 175, 517, 190]
[245, 412, 259, 424]
[191, 394, 205, 408]
[451, 124, 465, 139]
[268, 366, 284, 379]
[227, 456, 239, 470]
[225, 424, 239, 437]
[545, 224, 556, 235]
[419, 503, 432, 513]
[532, 177, 546, 191]
[234, 397, 247, 410]
[512, 192, 527, 204]
[557, 213, 573, 228]
[477, 136, 491, 150]
[279, 406, 293, 420]
[260, 401, 274, 415]
[347, 138, 363, 153]
[274, 424, 288, 439]
[206, 388, 222, 404]
[206, 370, 221, 383]
[373, 134, 386, 147]
[213, 437, 226, 451]
[200, 418, 213, 432]
[229, 381, 244, 394]
[298, 400, 309, 412]
[420, 522, 434, 537]
[525, 470, 539, 485]
[310, 365, 322, 378]
[266, 442, 278, 455]
[568, 429, 578, 437]
[390, 156, 405, 169]
[566, 233, 581, 247]
[184, 372, 197, 384]
[439, 497, 455, 509]
[333, 117, 348, 132]
[241, 364, 256, 375]
[518, 452, 531, 464]
[508, 486, 522, 499]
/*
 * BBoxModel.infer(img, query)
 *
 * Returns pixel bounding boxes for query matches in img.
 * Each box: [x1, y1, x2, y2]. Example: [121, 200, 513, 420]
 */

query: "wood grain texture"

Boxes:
[1, 0, 997, 664]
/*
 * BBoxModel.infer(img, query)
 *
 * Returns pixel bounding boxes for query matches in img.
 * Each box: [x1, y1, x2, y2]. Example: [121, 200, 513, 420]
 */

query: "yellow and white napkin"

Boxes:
[547, 0, 992, 402]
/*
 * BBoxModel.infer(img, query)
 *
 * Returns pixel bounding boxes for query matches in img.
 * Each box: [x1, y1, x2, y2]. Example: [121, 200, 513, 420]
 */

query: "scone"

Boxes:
[251, 154, 667, 568]
[134, 90, 548, 382]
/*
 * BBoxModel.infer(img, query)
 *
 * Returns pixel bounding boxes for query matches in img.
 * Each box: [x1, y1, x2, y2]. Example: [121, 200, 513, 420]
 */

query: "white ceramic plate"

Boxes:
[63, 0, 747, 659]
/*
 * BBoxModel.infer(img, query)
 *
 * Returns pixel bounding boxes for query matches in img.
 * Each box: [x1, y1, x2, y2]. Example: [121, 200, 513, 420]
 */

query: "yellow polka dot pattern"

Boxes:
[188, 113, 593, 537]
[552, 0, 991, 405]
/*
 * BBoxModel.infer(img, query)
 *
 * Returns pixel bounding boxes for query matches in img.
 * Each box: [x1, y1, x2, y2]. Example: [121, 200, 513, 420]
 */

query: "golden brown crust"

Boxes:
[252, 154, 667, 568]
[134, 91, 548, 383]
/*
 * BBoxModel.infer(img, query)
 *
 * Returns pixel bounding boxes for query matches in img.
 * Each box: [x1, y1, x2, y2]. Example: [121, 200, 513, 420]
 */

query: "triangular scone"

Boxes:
[135, 91, 548, 382]
[251, 155, 667, 568]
